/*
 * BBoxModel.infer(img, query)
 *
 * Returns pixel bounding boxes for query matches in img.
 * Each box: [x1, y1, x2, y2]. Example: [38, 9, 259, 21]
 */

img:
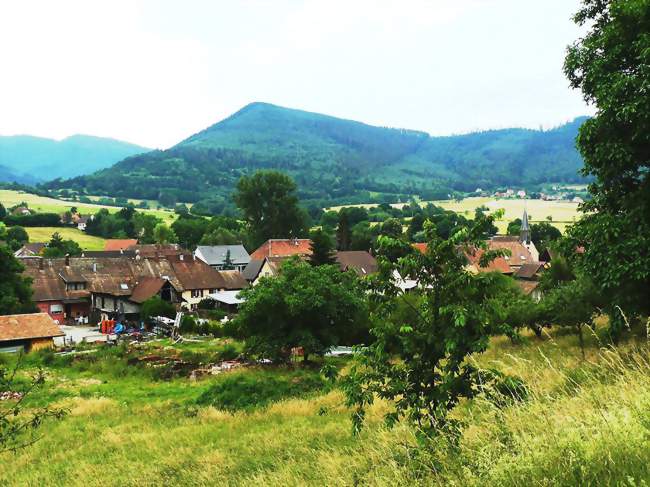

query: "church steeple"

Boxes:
[520, 209, 531, 244]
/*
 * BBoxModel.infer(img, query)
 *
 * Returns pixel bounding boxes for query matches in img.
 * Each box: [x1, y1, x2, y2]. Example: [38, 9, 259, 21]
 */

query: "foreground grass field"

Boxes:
[25, 227, 107, 250]
[2, 327, 649, 486]
[0, 190, 176, 221]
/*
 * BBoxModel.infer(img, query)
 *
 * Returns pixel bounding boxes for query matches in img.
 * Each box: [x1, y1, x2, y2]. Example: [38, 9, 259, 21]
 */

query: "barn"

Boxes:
[0, 313, 65, 353]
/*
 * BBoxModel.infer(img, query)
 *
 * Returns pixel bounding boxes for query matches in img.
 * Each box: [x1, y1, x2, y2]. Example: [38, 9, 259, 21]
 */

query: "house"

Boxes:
[0, 313, 64, 353]
[128, 243, 184, 258]
[14, 242, 46, 258]
[168, 255, 247, 310]
[413, 243, 512, 275]
[76, 216, 89, 231]
[242, 259, 265, 283]
[246, 257, 286, 285]
[488, 236, 535, 271]
[104, 239, 138, 251]
[11, 206, 31, 216]
[335, 251, 378, 277]
[250, 238, 312, 260]
[194, 245, 251, 272]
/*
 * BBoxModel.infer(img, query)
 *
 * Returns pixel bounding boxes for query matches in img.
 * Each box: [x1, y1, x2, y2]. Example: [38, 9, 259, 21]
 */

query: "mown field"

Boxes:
[2, 326, 649, 486]
[327, 196, 581, 234]
[25, 227, 107, 250]
[0, 190, 177, 221]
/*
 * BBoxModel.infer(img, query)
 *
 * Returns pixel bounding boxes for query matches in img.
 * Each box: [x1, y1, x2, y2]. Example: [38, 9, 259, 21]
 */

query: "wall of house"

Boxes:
[92, 294, 140, 315]
[181, 289, 214, 310]
[30, 337, 55, 351]
[37, 301, 65, 323]
[253, 261, 275, 285]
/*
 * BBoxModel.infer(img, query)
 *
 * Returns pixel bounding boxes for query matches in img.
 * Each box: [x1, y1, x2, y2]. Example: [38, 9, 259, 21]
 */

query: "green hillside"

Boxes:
[47, 103, 587, 209]
[0, 134, 149, 182]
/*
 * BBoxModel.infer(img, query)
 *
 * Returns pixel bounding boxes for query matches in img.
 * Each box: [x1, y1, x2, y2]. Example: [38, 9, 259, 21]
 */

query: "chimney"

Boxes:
[120, 249, 124, 255]
[39, 258, 43, 270]
[65, 254, 70, 266]
[180, 254, 184, 261]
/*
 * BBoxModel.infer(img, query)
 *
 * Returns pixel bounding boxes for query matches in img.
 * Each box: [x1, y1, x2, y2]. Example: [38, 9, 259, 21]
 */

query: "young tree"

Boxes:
[223, 249, 234, 270]
[234, 171, 308, 248]
[336, 211, 352, 250]
[42, 232, 82, 258]
[153, 223, 178, 245]
[235, 259, 368, 363]
[339, 213, 507, 435]
[0, 246, 36, 315]
[564, 0, 650, 340]
[308, 228, 336, 266]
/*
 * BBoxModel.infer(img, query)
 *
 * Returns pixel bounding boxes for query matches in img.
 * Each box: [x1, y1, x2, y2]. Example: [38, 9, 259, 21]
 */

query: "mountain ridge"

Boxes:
[0, 134, 150, 183]
[44, 103, 588, 212]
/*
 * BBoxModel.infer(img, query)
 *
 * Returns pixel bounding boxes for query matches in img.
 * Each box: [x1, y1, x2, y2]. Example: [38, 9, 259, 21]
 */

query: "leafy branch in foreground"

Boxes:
[0, 357, 67, 453]
[339, 213, 509, 437]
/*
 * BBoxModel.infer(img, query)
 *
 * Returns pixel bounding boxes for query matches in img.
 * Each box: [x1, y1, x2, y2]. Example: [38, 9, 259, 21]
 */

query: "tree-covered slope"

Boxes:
[48, 103, 587, 207]
[0, 134, 149, 182]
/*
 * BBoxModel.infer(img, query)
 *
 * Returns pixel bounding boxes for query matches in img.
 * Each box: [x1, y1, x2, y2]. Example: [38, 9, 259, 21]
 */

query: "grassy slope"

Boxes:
[2, 328, 650, 486]
[25, 227, 106, 250]
[0, 190, 177, 221]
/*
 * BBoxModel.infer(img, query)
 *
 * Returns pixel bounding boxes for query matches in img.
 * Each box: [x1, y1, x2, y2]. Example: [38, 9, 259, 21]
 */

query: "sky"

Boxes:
[0, 0, 592, 149]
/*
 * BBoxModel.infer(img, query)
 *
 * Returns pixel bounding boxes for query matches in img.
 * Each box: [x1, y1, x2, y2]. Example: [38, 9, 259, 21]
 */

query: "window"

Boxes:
[50, 304, 63, 314]
[209, 289, 217, 294]
[191, 289, 201, 298]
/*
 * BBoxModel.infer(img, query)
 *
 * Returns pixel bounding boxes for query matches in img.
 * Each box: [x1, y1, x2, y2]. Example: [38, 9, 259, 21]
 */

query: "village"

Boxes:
[1, 209, 546, 354]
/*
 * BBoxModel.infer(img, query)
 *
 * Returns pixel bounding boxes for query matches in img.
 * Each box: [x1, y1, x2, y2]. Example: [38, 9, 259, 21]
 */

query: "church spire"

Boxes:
[520, 209, 531, 244]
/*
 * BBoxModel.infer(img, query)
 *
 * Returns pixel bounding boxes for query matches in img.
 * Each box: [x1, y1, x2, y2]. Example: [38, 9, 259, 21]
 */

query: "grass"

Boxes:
[0, 189, 177, 221]
[2, 328, 650, 485]
[326, 196, 582, 234]
[25, 227, 107, 250]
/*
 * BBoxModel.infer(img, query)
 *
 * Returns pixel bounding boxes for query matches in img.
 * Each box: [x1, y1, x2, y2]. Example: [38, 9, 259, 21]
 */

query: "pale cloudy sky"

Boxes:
[0, 0, 591, 149]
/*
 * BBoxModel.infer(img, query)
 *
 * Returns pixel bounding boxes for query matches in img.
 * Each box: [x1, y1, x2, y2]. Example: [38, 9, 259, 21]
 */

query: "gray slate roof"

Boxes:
[195, 245, 251, 266]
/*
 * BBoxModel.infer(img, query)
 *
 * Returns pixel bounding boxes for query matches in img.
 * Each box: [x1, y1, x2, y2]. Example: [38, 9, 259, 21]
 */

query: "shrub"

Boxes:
[195, 369, 328, 412]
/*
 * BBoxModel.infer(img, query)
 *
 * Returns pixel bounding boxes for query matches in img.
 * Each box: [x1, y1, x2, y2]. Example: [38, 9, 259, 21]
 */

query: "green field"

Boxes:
[327, 197, 582, 234]
[2, 326, 649, 485]
[25, 227, 107, 250]
[0, 190, 177, 221]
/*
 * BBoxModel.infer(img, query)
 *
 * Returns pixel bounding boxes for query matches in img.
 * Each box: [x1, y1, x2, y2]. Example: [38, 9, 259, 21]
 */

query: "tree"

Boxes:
[336, 211, 352, 250]
[0, 203, 6, 221]
[378, 218, 403, 238]
[339, 213, 507, 435]
[308, 228, 336, 266]
[153, 223, 178, 245]
[507, 218, 522, 236]
[140, 296, 176, 322]
[563, 0, 650, 340]
[7, 226, 29, 247]
[223, 249, 234, 270]
[235, 258, 368, 363]
[200, 228, 240, 246]
[530, 222, 561, 255]
[42, 232, 82, 258]
[234, 171, 308, 248]
[0, 246, 36, 315]
[171, 216, 208, 249]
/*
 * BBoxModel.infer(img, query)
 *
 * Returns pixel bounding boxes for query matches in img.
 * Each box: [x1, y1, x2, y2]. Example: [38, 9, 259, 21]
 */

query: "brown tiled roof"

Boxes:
[17, 243, 46, 256]
[104, 239, 138, 251]
[250, 239, 312, 260]
[514, 262, 544, 279]
[129, 244, 184, 258]
[217, 270, 248, 290]
[169, 258, 224, 290]
[516, 280, 540, 295]
[0, 313, 64, 341]
[130, 277, 167, 304]
[336, 251, 378, 276]
[488, 237, 533, 268]
[464, 247, 513, 274]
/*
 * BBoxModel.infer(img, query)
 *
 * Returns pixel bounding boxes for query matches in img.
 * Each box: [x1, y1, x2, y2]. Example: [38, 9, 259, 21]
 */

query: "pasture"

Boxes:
[1, 327, 649, 486]
[25, 227, 107, 250]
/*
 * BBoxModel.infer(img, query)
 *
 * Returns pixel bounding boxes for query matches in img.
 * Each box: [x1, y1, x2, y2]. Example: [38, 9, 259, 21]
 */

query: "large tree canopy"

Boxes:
[234, 171, 308, 248]
[0, 245, 36, 315]
[563, 0, 650, 338]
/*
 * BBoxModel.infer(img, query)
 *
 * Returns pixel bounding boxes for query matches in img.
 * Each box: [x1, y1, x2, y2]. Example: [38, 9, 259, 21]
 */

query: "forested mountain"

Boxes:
[0, 134, 149, 182]
[46, 103, 587, 210]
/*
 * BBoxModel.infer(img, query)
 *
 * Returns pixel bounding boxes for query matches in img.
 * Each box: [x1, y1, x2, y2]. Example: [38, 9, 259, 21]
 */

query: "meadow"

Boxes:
[25, 227, 107, 250]
[0, 190, 177, 221]
[327, 196, 582, 234]
[2, 327, 649, 486]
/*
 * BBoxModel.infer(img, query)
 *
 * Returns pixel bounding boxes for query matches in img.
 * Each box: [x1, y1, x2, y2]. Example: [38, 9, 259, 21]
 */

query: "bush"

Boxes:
[216, 344, 239, 361]
[195, 368, 328, 412]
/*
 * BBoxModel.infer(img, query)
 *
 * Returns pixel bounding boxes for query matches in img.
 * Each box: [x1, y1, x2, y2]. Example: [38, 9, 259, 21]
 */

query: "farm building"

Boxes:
[0, 313, 64, 353]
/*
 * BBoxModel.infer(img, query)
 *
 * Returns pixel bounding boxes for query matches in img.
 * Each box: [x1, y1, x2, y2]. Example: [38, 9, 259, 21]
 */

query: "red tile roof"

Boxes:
[412, 243, 428, 254]
[0, 313, 64, 341]
[250, 239, 313, 260]
[464, 247, 513, 274]
[130, 277, 168, 304]
[488, 237, 533, 268]
[104, 239, 138, 251]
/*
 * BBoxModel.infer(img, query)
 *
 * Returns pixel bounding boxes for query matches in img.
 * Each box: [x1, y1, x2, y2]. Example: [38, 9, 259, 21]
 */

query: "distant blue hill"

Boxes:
[46, 103, 588, 207]
[0, 134, 149, 183]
